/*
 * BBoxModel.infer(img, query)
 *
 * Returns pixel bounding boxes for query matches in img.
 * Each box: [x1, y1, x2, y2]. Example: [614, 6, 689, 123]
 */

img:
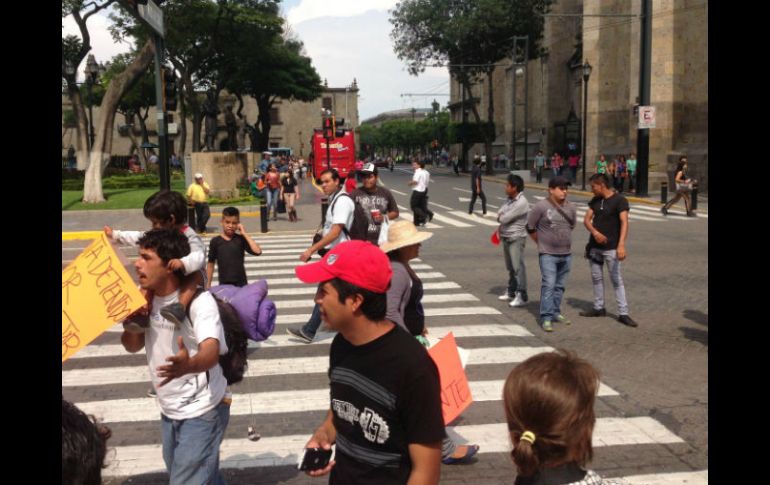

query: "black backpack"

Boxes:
[187, 290, 249, 385]
[331, 191, 369, 241]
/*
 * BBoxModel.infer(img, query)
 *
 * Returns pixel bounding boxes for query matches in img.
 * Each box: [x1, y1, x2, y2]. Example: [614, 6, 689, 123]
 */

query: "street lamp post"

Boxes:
[84, 54, 101, 151]
[581, 60, 592, 191]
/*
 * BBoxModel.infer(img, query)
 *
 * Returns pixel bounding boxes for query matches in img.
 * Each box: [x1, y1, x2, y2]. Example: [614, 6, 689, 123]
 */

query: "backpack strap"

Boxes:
[184, 288, 206, 323]
[546, 197, 576, 227]
[329, 190, 353, 238]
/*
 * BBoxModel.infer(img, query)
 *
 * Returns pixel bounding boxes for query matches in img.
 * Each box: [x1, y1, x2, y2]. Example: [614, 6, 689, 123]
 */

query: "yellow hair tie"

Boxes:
[520, 431, 536, 445]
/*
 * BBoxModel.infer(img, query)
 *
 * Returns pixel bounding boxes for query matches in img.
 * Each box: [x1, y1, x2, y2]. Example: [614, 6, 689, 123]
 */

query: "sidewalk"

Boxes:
[62, 177, 324, 240]
[428, 164, 708, 212]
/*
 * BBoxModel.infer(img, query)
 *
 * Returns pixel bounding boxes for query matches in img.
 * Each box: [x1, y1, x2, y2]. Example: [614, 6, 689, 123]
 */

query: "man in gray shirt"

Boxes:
[497, 174, 530, 308]
[526, 176, 577, 332]
[533, 150, 546, 183]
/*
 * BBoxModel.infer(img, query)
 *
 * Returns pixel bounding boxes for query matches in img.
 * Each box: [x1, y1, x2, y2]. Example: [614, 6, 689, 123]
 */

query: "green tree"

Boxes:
[391, 0, 552, 172]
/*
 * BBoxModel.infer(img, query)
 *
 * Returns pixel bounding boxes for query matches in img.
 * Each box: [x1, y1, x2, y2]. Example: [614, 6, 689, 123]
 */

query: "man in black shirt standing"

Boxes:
[296, 240, 445, 484]
[468, 155, 487, 215]
[206, 207, 262, 288]
[580, 174, 637, 327]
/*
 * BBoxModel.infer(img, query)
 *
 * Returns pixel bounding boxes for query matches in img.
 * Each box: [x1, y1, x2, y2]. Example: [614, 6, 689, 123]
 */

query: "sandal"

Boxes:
[442, 444, 479, 465]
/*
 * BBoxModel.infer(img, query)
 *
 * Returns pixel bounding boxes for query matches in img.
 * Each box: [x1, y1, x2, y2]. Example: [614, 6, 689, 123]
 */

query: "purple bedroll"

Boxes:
[209, 280, 276, 342]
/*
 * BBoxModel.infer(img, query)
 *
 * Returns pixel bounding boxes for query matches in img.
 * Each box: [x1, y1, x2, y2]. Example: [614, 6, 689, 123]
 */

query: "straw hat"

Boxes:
[380, 220, 433, 253]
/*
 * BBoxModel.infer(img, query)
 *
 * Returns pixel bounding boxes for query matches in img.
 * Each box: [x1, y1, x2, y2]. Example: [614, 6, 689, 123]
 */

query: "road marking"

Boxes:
[427, 200, 456, 211]
[448, 211, 500, 226]
[619, 470, 708, 485]
[273, 292, 477, 309]
[453, 187, 473, 193]
[395, 205, 443, 228]
[97, 417, 681, 476]
[458, 196, 499, 209]
[390, 189, 408, 196]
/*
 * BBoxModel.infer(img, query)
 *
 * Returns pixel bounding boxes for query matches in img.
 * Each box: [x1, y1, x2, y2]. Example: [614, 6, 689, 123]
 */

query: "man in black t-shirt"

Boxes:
[206, 207, 262, 287]
[350, 163, 399, 245]
[468, 156, 487, 215]
[295, 240, 445, 485]
[580, 174, 637, 327]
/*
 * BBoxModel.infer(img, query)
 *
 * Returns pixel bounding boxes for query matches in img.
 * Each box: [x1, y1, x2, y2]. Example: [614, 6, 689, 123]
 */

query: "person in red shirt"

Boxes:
[265, 164, 281, 221]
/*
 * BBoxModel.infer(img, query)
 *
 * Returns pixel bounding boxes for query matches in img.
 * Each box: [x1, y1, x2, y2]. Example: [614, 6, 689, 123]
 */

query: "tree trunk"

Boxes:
[82, 39, 155, 203]
[255, 95, 273, 153]
[66, 83, 91, 170]
[137, 114, 150, 170]
[178, 83, 187, 157]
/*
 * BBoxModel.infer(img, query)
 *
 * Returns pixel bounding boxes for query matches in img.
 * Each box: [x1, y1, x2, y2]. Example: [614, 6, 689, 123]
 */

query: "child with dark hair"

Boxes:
[62, 397, 111, 485]
[104, 190, 206, 341]
[206, 206, 262, 288]
[503, 350, 623, 485]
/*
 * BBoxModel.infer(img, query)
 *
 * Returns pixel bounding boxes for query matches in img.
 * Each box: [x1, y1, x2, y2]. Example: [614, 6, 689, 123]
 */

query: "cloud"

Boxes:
[286, 0, 398, 25]
[290, 9, 449, 120]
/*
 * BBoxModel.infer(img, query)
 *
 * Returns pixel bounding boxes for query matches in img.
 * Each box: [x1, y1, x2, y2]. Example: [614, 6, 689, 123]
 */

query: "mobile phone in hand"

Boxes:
[298, 447, 333, 471]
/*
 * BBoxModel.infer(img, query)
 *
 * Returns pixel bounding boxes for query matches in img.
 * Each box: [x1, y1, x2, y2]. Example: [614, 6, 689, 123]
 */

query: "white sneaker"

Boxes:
[509, 294, 526, 307]
[498, 292, 513, 301]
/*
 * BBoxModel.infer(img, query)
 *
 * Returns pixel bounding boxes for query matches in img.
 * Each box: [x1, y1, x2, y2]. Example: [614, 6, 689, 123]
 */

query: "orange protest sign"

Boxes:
[62, 233, 145, 362]
[428, 332, 473, 425]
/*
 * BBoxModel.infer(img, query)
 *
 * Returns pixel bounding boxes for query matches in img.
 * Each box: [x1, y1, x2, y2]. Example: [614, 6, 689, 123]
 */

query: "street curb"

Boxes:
[61, 228, 316, 242]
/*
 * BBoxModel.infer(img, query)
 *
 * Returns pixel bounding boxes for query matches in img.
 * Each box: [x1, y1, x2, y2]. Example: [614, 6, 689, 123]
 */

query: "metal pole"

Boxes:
[691, 183, 698, 211]
[460, 64, 467, 172]
[260, 198, 268, 233]
[581, 74, 589, 191]
[523, 36, 529, 175]
[660, 181, 668, 204]
[512, 60, 517, 170]
[153, 33, 170, 191]
[635, 0, 652, 196]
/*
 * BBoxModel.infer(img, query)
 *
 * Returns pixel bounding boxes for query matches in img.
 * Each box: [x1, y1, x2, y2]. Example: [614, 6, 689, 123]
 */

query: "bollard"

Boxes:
[691, 183, 698, 211]
[260, 198, 268, 233]
[321, 197, 329, 225]
[660, 181, 668, 204]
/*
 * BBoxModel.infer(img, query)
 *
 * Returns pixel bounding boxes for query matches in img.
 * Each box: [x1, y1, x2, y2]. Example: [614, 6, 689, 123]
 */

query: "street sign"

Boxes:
[638, 106, 656, 129]
[138, 0, 164, 37]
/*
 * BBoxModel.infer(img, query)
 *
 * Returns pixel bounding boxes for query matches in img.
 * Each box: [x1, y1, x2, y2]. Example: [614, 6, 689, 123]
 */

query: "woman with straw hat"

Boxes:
[381, 220, 480, 465]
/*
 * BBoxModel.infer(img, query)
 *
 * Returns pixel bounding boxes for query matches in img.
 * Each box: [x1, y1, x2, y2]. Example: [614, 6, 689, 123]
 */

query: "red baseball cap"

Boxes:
[295, 240, 392, 293]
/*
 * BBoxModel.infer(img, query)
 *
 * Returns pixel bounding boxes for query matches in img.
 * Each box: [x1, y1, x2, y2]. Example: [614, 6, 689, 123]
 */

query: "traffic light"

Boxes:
[162, 67, 177, 112]
[323, 117, 333, 138]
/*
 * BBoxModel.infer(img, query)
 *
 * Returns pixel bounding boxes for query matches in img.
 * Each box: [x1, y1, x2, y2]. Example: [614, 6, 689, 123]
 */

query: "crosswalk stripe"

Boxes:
[75, 379, 618, 424]
[272, 292, 478, 310]
[98, 417, 682, 477]
[448, 211, 500, 226]
[619, 470, 708, 485]
[63, 346, 553, 387]
[395, 205, 443, 228]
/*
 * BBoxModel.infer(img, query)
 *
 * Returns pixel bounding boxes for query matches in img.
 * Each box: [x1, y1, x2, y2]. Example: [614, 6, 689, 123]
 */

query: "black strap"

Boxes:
[184, 288, 205, 322]
[546, 197, 575, 227]
[329, 190, 352, 238]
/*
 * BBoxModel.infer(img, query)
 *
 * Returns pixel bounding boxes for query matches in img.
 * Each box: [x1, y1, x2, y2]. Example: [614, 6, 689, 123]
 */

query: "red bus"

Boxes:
[309, 128, 356, 182]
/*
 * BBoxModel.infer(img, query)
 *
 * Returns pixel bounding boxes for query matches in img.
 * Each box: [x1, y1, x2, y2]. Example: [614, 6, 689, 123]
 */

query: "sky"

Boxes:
[62, 0, 450, 121]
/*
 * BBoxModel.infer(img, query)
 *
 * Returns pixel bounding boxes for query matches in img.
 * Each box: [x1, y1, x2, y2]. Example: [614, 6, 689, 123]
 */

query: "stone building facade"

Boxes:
[447, 0, 707, 189]
[62, 79, 360, 161]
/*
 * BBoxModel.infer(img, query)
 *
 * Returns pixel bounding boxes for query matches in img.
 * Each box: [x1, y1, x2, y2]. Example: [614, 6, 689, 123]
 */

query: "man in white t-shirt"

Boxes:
[121, 228, 230, 484]
[288, 168, 354, 343]
[408, 159, 434, 226]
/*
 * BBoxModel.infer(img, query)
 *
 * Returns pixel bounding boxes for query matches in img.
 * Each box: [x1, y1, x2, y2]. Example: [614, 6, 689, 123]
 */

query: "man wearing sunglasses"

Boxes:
[351, 163, 400, 245]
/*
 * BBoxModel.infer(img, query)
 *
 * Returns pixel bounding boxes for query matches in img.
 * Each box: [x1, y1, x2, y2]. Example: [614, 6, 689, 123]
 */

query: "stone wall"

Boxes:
[190, 152, 255, 199]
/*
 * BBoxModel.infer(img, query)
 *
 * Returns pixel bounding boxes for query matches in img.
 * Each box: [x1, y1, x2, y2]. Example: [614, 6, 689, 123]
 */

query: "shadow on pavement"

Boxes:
[679, 326, 708, 346]
[682, 309, 708, 327]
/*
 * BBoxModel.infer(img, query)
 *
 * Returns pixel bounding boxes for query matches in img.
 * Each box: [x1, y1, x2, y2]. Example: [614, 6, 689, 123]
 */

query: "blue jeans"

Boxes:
[161, 401, 230, 485]
[588, 248, 629, 315]
[266, 187, 280, 215]
[502, 236, 527, 297]
[539, 254, 572, 322]
[302, 303, 323, 338]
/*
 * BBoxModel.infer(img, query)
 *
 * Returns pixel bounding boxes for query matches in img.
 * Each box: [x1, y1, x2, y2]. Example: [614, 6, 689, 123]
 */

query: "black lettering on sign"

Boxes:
[61, 266, 81, 305]
[440, 378, 471, 408]
[100, 279, 133, 321]
[62, 309, 81, 359]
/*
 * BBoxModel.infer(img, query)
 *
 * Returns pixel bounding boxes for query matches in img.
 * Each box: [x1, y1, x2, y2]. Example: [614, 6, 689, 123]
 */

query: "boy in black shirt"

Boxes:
[580, 174, 637, 327]
[206, 207, 262, 288]
[295, 240, 445, 484]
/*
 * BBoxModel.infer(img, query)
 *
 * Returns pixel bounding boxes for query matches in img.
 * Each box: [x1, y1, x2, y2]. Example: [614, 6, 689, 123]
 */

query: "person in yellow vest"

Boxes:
[187, 173, 211, 233]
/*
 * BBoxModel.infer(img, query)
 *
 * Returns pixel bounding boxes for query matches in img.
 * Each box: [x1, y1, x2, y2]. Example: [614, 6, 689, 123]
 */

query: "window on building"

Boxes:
[322, 97, 332, 110]
[270, 108, 282, 125]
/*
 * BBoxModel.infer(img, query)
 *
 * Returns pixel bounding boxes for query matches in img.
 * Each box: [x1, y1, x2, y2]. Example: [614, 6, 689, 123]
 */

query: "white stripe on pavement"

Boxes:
[390, 189, 408, 196]
[273, 292, 477, 310]
[453, 187, 473, 193]
[396, 205, 443, 228]
[427, 200, 456, 211]
[448, 211, 500, 226]
[76, 379, 617, 424]
[63, 346, 551, 387]
[99, 417, 683, 477]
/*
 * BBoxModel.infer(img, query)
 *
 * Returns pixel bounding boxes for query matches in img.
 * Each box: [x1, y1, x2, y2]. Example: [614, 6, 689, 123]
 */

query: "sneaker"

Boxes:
[498, 292, 513, 301]
[160, 303, 186, 327]
[428, 213, 434, 222]
[660, 207, 668, 215]
[286, 327, 314, 344]
[519, 292, 529, 302]
[147, 388, 157, 398]
[541, 320, 553, 332]
[509, 294, 526, 307]
[579, 308, 607, 317]
[617, 315, 638, 327]
[123, 312, 150, 333]
[555, 314, 571, 325]
[687, 212, 697, 218]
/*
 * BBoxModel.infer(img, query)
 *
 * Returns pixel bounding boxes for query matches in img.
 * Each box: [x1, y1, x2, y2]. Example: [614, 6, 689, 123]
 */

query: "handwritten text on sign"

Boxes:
[428, 332, 473, 425]
[62, 233, 145, 362]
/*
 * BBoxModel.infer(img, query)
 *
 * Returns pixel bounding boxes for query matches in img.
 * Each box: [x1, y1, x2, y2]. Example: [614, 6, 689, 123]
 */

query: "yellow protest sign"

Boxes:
[62, 233, 145, 362]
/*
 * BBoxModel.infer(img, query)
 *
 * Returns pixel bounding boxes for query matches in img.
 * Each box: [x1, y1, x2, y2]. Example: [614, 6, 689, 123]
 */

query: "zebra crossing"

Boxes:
[61, 233, 707, 484]
[386, 188, 706, 231]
